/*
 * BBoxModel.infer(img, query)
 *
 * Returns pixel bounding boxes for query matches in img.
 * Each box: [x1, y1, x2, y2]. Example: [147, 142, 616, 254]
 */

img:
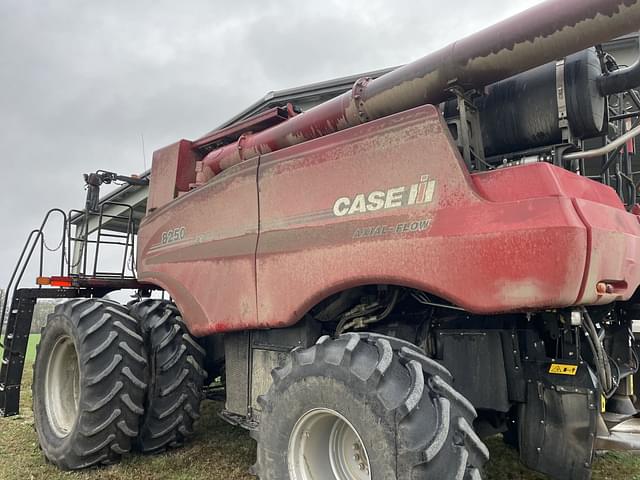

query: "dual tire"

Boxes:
[32, 298, 205, 469]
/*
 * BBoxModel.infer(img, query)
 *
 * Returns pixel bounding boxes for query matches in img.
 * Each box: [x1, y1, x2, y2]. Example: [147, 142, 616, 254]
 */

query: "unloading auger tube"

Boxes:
[201, 0, 640, 175]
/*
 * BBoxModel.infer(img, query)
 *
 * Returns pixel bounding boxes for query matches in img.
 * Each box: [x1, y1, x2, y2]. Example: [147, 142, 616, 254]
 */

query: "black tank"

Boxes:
[476, 48, 606, 157]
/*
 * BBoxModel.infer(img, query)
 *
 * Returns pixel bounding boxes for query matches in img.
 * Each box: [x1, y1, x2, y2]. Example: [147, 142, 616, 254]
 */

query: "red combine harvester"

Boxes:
[3, 1, 640, 478]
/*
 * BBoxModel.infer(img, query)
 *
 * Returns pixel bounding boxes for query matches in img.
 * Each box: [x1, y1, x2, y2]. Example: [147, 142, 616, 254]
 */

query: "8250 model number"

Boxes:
[161, 227, 186, 245]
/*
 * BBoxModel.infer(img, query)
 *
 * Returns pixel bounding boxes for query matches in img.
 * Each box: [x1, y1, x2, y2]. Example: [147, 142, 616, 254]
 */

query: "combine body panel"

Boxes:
[138, 105, 640, 335]
[138, 156, 260, 333]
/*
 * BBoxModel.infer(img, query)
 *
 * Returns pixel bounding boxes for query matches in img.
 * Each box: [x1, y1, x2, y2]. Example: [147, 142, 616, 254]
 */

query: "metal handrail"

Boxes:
[1, 202, 138, 346]
[1, 208, 67, 346]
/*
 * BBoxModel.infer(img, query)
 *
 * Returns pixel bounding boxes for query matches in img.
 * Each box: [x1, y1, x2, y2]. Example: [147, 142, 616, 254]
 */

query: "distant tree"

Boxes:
[32, 300, 57, 333]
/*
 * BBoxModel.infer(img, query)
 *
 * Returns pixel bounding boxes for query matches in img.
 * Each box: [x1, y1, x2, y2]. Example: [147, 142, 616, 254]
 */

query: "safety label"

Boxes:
[548, 363, 578, 376]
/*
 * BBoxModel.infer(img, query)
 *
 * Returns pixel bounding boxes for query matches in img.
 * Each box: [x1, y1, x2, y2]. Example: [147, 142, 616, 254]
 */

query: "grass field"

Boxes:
[1, 336, 640, 479]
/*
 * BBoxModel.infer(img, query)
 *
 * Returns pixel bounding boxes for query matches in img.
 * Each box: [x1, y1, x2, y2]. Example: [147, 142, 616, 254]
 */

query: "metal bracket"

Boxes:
[447, 86, 487, 171]
[555, 59, 570, 141]
[352, 77, 372, 123]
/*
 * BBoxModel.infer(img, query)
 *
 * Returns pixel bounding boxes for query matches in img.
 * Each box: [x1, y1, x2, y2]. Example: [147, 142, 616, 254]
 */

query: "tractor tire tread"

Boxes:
[33, 298, 147, 470]
[129, 299, 206, 454]
[253, 332, 489, 479]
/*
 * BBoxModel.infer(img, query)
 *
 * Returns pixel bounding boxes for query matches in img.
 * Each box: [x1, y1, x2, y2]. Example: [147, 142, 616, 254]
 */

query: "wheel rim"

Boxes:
[288, 408, 371, 480]
[44, 335, 80, 437]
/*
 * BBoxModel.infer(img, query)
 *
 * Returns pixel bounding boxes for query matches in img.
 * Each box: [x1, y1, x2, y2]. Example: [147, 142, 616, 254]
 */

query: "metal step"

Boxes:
[0, 290, 36, 417]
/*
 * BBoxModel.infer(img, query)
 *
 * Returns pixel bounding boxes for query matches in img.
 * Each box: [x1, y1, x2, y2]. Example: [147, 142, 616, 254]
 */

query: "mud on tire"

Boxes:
[253, 332, 489, 479]
[129, 299, 207, 453]
[32, 298, 148, 470]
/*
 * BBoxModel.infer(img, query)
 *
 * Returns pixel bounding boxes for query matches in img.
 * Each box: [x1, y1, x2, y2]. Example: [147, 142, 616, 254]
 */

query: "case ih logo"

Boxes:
[333, 175, 436, 217]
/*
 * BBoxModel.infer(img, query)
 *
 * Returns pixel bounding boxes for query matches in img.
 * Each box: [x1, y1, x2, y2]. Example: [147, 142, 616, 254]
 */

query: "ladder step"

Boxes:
[0, 292, 35, 417]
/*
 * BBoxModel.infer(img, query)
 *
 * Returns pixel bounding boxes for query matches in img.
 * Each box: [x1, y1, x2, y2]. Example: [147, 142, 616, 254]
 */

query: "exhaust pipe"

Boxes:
[203, 0, 640, 175]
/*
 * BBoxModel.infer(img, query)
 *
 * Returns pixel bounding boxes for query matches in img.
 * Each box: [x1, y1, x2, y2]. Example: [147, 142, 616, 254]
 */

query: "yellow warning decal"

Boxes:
[548, 363, 578, 375]
[601, 395, 607, 414]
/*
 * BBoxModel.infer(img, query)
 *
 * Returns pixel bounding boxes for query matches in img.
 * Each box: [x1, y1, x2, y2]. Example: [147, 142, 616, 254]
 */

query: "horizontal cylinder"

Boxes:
[477, 49, 606, 157]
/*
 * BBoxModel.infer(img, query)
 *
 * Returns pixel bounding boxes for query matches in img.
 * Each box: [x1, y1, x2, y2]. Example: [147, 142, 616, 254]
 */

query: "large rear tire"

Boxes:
[253, 333, 489, 479]
[129, 299, 207, 453]
[32, 298, 148, 470]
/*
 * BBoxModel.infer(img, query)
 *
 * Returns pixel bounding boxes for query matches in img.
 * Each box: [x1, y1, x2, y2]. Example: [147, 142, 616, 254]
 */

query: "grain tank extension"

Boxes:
[3, 1, 640, 479]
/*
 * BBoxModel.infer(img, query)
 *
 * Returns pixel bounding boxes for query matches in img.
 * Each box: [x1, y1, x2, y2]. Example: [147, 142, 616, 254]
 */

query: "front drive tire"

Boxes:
[32, 298, 148, 470]
[253, 333, 489, 480]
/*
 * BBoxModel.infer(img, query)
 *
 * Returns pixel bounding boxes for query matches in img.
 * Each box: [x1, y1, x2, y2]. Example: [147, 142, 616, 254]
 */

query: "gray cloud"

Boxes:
[0, 0, 542, 287]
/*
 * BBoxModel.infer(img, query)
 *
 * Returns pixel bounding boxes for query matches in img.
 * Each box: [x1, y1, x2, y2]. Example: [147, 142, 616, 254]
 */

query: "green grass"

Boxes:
[0, 363, 255, 480]
[1, 350, 640, 479]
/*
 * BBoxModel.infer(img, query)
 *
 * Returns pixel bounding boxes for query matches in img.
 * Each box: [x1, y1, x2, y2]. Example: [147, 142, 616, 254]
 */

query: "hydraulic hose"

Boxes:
[582, 308, 617, 398]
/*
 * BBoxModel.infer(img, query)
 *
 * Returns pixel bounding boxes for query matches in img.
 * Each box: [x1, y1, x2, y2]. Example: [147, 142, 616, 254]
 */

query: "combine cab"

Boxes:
[3, 1, 640, 479]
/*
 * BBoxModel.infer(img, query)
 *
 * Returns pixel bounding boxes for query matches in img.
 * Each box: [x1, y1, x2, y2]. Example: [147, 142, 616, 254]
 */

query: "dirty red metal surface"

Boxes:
[147, 140, 200, 211]
[138, 157, 260, 334]
[201, 0, 640, 175]
[137, 105, 640, 336]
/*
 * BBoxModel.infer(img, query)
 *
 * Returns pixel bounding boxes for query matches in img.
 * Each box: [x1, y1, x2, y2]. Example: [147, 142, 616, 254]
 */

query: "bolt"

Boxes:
[353, 454, 360, 462]
[359, 463, 366, 471]
[353, 443, 360, 450]
[303, 431, 310, 439]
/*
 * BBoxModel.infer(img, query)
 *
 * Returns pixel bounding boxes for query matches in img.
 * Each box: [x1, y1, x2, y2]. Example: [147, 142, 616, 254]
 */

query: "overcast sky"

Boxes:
[0, 0, 545, 289]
